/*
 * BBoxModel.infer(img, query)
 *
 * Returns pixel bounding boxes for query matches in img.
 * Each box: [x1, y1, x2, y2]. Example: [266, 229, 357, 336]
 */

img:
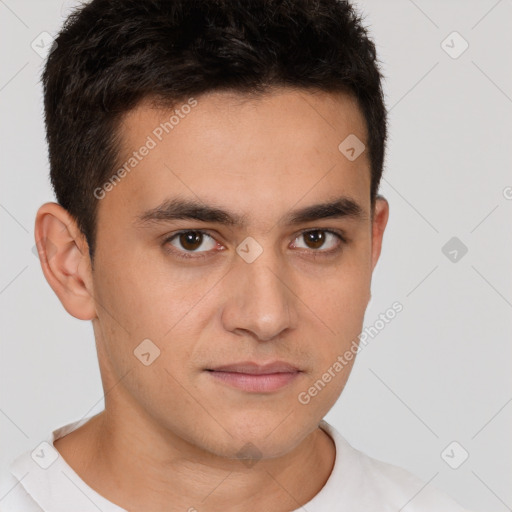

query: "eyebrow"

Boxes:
[134, 195, 367, 229]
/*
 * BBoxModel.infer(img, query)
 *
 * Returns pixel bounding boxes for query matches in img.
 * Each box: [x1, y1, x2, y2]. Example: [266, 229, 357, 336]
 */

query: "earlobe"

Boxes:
[370, 196, 389, 271]
[34, 202, 97, 320]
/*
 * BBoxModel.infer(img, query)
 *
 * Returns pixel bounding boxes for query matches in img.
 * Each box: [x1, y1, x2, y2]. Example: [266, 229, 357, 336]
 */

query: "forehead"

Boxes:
[98, 88, 371, 229]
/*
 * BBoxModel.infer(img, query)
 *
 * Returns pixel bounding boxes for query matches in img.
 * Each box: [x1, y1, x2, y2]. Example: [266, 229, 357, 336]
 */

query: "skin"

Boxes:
[34, 87, 389, 512]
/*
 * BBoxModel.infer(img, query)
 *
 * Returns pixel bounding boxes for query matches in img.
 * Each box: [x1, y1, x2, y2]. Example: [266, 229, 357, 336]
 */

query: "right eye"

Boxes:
[163, 230, 222, 259]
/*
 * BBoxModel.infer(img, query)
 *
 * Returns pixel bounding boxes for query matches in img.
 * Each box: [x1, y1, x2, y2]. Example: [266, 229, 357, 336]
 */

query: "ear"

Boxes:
[370, 196, 389, 271]
[34, 202, 97, 320]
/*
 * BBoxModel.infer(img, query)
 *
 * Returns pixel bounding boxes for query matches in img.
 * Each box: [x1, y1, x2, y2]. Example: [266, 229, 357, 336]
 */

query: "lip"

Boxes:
[208, 361, 300, 374]
[206, 361, 302, 392]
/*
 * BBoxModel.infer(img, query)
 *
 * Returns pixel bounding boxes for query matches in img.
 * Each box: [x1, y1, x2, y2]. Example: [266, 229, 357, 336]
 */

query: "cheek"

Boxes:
[303, 256, 371, 385]
[313, 264, 371, 332]
[94, 250, 196, 333]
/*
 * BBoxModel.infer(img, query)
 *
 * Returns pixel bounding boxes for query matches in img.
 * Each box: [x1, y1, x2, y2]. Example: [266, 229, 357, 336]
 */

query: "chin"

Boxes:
[214, 413, 315, 460]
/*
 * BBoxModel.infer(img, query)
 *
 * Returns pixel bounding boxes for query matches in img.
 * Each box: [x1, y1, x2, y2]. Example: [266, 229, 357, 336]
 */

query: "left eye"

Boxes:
[291, 229, 344, 252]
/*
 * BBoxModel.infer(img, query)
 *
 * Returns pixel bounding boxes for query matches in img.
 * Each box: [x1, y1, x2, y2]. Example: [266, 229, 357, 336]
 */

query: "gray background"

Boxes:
[1, 0, 511, 510]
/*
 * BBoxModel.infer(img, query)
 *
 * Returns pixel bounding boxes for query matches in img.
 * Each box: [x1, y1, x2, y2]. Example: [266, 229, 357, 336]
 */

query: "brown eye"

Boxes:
[166, 230, 217, 255]
[303, 230, 326, 249]
[178, 231, 203, 251]
[292, 229, 343, 252]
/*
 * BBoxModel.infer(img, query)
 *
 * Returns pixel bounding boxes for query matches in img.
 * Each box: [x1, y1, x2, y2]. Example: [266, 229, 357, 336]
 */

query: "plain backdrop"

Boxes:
[1, 1, 511, 511]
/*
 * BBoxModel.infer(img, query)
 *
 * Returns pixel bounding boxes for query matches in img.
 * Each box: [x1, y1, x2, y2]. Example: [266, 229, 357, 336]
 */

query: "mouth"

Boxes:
[205, 361, 302, 393]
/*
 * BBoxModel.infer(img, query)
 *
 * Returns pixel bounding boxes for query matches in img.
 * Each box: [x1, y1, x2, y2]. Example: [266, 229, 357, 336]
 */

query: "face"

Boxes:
[47, 88, 388, 460]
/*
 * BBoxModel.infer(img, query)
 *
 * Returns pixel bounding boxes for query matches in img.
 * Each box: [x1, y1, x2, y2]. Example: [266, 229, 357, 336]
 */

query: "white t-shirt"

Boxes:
[0, 416, 473, 512]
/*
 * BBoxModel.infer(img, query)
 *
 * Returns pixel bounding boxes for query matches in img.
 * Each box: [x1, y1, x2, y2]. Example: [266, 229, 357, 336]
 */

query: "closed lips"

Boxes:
[206, 362, 301, 374]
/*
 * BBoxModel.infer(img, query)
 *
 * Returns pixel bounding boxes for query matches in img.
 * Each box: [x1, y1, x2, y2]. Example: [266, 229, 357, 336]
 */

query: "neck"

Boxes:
[54, 407, 335, 512]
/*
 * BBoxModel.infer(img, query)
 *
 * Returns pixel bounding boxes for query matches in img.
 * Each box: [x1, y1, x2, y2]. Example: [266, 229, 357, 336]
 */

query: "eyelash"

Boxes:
[162, 228, 347, 261]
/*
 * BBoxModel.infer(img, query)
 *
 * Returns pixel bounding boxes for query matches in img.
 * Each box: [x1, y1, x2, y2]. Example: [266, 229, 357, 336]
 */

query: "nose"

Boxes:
[221, 250, 299, 342]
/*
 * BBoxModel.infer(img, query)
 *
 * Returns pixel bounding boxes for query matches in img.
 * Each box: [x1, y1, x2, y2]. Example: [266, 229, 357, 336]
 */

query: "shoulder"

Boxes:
[0, 414, 98, 512]
[318, 420, 475, 512]
[0, 463, 42, 512]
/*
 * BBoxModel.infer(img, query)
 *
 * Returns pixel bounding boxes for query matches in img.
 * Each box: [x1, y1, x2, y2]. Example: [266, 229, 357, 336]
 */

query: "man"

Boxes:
[0, 0, 474, 510]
